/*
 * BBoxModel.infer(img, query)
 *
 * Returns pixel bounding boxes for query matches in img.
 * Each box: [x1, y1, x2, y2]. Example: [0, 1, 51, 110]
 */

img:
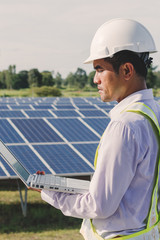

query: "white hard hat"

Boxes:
[84, 18, 157, 64]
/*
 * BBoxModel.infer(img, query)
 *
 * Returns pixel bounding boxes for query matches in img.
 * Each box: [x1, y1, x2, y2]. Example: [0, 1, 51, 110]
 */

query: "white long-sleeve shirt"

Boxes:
[41, 89, 160, 239]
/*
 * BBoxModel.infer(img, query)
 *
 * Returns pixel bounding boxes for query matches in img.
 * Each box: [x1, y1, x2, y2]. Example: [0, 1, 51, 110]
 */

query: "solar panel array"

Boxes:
[0, 97, 116, 179]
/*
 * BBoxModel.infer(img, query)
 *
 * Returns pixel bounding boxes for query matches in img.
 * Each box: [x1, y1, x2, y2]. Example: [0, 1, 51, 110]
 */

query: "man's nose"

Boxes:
[94, 72, 100, 84]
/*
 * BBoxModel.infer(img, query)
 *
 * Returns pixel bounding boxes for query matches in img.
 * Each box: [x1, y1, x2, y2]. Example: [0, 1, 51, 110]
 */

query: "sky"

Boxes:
[0, 0, 159, 78]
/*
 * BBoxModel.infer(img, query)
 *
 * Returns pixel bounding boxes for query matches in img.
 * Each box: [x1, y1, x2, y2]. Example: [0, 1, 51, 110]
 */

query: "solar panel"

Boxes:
[25, 110, 54, 118]
[10, 105, 32, 110]
[83, 118, 110, 135]
[55, 105, 75, 109]
[0, 105, 9, 109]
[33, 105, 54, 109]
[76, 105, 96, 109]
[0, 119, 25, 143]
[34, 144, 94, 175]
[8, 145, 52, 174]
[0, 156, 15, 176]
[73, 143, 99, 165]
[52, 110, 80, 117]
[79, 110, 107, 117]
[12, 119, 64, 143]
[0, 166, 8, 177]
[48, 118, 100, 142]
[0, 97, 116, 180]
[0, 110, 26, 118]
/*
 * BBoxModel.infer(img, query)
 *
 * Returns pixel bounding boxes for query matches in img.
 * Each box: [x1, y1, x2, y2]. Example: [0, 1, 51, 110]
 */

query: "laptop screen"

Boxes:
[12, 161, 30, 182]
[0, 141, 30, 182]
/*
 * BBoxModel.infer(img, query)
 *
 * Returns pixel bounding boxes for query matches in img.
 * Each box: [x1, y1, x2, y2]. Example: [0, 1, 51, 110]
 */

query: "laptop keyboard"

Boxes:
[32, 174, 66, 187]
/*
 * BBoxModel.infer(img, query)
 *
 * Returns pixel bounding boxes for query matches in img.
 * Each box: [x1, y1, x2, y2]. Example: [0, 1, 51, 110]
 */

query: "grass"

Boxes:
[0, 87, 99, 98]
[1, 229, 82, 240]
[0, 87, 160, 98]
[0, 182, 83, 240]
[1, 187, 160, 240]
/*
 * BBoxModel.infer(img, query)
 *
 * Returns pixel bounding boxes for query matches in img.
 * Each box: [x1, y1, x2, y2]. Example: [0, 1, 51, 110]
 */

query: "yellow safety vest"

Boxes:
[89, 102, 160, 240]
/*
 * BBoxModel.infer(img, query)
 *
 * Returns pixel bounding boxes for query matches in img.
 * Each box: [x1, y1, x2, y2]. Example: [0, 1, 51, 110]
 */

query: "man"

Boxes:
[36, 19, 160, 239]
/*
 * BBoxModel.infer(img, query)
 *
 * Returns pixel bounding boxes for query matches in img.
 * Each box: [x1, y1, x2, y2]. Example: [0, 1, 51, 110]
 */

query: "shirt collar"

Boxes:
[109, 89, 154, 119]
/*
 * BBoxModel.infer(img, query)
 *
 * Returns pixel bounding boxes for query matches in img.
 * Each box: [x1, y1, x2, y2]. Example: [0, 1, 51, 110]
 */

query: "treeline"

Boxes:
[0, 65, 159, 90]
[0, 65, 96, 90]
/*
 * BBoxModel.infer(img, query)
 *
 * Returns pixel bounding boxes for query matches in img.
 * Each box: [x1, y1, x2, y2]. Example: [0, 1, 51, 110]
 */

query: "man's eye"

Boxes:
[98, 69, 103, 73]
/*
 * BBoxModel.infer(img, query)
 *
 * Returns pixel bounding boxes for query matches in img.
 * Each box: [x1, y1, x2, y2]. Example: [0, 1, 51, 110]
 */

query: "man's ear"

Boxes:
[121, 63, 134, 80]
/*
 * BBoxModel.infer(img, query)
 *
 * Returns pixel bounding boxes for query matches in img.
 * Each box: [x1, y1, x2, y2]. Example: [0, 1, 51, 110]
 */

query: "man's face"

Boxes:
[93, 59, 124, 102]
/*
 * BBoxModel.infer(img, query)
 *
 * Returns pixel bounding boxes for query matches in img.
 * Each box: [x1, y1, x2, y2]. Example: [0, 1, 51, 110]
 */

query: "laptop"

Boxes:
[0, 140, 90, 194]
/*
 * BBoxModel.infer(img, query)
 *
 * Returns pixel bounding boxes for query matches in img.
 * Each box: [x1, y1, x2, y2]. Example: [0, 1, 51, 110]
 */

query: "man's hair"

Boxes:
[105, 50, 150, 79]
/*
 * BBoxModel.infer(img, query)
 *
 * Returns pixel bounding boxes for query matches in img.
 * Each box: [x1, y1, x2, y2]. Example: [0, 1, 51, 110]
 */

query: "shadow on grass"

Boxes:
[0, 202, 82, 233]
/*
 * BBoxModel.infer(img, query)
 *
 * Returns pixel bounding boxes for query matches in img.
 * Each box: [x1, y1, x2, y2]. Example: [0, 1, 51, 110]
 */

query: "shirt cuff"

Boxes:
[41, 189, 60, 209]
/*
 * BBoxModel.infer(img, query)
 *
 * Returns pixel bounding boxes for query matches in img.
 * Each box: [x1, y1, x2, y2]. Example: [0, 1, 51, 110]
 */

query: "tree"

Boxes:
[41, 71, 55, 86]
[5, 65, 16, 89]
[146, 66, 157, 89]
[0, 71, 7, 89]
[55, 72, 63, 88]
[88, 71, 96, 88]
[74, 68, 87, 88]
[28, 69, 42, 87]
[34, 86, 62, 97]
[154, 71, 160, 88]
[12, 70, 29, 89]
[65, 72, 75, 87]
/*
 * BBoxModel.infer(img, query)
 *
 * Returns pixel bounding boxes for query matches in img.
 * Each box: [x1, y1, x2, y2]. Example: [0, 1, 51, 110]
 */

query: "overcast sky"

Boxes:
[0, 0, 159, 77]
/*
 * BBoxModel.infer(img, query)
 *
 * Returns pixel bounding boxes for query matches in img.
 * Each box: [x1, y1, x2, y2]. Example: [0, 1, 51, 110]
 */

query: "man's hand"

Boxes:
[28, 170, 45, 192]
[36, 170, 45, 175]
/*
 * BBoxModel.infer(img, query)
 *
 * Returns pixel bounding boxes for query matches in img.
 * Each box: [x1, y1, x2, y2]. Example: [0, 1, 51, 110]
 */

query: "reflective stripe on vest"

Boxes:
[90, 102, 160, 240]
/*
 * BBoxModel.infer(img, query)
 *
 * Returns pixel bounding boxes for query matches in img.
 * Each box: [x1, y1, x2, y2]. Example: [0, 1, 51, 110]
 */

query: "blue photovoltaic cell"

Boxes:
[42, 97, 56, 102]
[85, 98, 101, 104]
[0, 167, 7, 177]
[55, 105, 75, 109]
[73, 143, 98, 165]
[0, 105, 9, 109]
[73, 98, 89, 105]
[56, 98, 71, 103]
[33, 105, 54, 109]
[34, 144, 94, 174]
[0, 110, 25, 118]
[52, 110, 80, 117]
[48, 118, 100, 142]
[83, 118, 110, 135]
[79, 110, 106, 117]
[0, 156, 15, 176]
[72, 98, 87, 104]
[8, 145, 51, 174]
[10, 105, 32, 109]
[0, 119, 24, 143]
[25, 110, 53, 117]
[96, 104, 111, 109]
[76, 105, 96, 109]
[12, 119, 64, 143]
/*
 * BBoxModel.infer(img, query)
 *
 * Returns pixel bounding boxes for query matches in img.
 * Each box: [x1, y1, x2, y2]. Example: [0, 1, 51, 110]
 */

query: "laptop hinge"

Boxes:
[17, 179, 28, 217]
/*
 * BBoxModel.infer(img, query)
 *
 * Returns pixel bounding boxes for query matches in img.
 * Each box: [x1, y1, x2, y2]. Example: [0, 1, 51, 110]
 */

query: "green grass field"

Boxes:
[0, 87, 99, 98]
[0, 87, 159, 98]
[0, 182, 83, 240]
[1, 185, 160, 240]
